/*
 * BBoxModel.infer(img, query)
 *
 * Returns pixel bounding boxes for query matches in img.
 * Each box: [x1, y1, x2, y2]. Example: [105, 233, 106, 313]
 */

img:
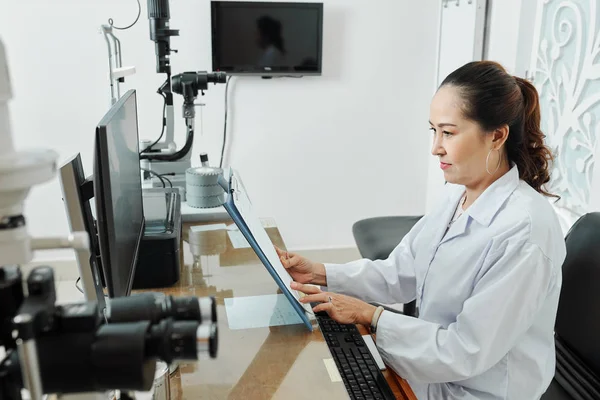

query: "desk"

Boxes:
[148, 221, 416, 400]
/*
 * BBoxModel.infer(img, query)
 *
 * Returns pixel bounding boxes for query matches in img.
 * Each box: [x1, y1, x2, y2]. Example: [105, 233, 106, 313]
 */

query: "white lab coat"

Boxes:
[325, 165, 566, 400]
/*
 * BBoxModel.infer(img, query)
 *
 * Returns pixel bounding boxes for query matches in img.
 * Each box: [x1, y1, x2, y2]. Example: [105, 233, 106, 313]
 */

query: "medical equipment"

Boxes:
[0, 37, 218, 400]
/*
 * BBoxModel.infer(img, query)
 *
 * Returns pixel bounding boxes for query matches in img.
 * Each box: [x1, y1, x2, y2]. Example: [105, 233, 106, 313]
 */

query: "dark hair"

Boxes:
[440, 61, 556, 197]
[257, 16, 286, 54]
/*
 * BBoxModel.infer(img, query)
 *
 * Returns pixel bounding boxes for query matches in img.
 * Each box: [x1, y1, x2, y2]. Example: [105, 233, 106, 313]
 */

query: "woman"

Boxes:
[278, 61, 566, 399]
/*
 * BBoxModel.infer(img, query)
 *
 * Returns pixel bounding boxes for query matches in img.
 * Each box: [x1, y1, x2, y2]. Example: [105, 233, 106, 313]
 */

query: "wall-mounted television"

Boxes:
[211, 1, 323, 76]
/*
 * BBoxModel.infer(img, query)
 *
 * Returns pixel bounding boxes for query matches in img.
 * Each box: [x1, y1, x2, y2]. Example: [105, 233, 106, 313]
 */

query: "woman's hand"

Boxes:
[291, 281, 377, 326]
[275, 246, 327, 286]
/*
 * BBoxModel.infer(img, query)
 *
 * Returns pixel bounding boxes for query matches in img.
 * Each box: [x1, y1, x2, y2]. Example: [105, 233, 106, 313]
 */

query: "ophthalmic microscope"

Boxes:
[138, 0, 227, 197]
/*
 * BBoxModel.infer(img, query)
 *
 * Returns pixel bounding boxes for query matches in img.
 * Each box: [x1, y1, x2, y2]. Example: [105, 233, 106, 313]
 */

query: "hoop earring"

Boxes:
[486, 148, 501, 175]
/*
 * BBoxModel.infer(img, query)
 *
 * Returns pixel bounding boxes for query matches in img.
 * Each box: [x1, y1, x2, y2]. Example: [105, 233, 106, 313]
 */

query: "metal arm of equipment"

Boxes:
[101, 25, 136, 106]
[140, 0, 179, 155]
[140, 71, 227, 162]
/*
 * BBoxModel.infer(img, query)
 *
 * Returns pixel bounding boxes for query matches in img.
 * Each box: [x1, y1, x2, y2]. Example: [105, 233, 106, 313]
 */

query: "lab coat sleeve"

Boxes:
[375, 239, 558, 383]
[323, 216, 428, 305]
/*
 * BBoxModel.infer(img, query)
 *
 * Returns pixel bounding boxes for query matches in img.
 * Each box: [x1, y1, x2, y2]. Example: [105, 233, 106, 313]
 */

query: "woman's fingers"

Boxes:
[291, 281, 322, 295]
[312, 302, 334, 314]
[298, 293, 328, 304]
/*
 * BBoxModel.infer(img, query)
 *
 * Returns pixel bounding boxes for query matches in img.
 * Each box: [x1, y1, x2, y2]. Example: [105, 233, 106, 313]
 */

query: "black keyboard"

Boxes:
[313, 308, 396, 400]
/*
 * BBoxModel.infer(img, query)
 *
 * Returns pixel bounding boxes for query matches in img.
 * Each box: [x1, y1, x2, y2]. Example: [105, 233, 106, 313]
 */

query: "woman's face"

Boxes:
[429, 85, 499, 187]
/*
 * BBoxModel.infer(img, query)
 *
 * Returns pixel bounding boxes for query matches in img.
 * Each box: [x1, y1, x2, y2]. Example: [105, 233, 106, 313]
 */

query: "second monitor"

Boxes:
[94, 89, 146, 298]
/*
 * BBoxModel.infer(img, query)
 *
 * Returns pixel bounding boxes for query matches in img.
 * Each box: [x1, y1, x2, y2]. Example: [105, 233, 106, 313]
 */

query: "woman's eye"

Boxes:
[443, 131, 453, 136]
[429, 127, 436, 134]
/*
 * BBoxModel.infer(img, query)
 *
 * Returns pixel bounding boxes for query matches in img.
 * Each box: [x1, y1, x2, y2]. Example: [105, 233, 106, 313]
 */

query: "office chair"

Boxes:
[352, 215, 423, 317]
[541, 212, 600, 400]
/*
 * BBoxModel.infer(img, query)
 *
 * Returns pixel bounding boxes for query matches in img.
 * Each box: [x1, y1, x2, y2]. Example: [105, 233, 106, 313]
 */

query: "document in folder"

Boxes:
[222, 170, 313, 331]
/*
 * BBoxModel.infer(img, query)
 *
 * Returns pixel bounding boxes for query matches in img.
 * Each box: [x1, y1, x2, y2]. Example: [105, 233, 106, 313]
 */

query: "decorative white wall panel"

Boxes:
[532, 0, 600, 232]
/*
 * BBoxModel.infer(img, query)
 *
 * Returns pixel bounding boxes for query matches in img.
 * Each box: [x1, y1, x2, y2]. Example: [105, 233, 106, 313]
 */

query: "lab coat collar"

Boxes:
[466, 164, 520, 227]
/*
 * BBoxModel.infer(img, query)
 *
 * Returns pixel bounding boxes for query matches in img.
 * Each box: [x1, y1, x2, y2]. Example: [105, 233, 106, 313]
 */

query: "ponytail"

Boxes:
[512, 77, 556, 198]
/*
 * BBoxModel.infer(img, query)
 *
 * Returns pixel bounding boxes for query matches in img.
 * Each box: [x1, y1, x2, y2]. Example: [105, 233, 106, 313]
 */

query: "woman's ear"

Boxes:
[491, 125, 509, 149]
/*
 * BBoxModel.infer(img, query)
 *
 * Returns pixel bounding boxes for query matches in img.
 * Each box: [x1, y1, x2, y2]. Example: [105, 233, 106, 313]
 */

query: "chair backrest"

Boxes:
[553, 212, 600, 398]
[352, 216, 423, 261]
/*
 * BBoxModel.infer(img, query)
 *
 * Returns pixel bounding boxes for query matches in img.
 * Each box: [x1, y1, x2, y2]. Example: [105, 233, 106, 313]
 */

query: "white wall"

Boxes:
[485, 0, 522, 73]
[425, 0, 486, 212]
[425, 0, 538, 213]
[1, 0, 439, 262]
[485, 0, 539, 76]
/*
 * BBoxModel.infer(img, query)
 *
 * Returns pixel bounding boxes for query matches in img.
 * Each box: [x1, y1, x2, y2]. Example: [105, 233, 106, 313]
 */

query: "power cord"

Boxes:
[141, 168, 175, 188]
[75, 277, 108, 298]
[108, 0, 141, 30]
[140, 91, 167, 155]
[75, 277, 84, 294]
[141, 168, 167, 188]
[219, 76, 233, 168]
[160, 174, 173, 188]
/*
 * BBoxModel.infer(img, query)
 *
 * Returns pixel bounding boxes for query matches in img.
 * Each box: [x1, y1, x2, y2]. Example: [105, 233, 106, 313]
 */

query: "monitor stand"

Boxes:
[134, 188, 182, 289]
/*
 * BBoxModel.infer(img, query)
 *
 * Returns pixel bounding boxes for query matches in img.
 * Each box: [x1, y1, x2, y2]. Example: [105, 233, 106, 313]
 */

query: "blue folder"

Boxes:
[220, 169, 313, 331]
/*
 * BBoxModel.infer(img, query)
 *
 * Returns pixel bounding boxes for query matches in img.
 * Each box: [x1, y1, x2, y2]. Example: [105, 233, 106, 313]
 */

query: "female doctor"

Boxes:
[278, 61, 566, 399]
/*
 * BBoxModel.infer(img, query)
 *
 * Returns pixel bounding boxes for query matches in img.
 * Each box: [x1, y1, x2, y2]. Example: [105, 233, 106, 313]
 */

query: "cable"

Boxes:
[140, 127, 194, 161]
[140, 92, 167, 155]
[75, 277, 84, 294]
[108, 0, 142, 30]
[160, 174, 173, 188]
[141, 168, 167, 188]
[220, 76, 233, 168]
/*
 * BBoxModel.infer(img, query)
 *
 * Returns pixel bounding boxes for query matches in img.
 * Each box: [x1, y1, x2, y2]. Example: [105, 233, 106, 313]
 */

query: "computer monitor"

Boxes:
[94, 89, 145, 298]
[59, 153, 106, 311]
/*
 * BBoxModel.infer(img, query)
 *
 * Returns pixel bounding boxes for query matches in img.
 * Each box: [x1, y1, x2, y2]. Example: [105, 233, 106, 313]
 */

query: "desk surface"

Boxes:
[146, 221, 416, 400]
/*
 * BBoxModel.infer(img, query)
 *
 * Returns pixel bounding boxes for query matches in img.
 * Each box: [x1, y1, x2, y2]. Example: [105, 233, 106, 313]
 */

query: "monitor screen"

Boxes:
[94, 89, 145, 298]
[211, 1, 323, 75]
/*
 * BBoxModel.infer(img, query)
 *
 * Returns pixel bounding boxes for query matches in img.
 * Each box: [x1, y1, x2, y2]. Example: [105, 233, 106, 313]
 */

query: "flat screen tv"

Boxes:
[211, 1, 323, 76]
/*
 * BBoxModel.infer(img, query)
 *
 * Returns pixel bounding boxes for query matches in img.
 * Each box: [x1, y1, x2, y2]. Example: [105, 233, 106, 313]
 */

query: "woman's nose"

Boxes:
[431, 134, 444, 156]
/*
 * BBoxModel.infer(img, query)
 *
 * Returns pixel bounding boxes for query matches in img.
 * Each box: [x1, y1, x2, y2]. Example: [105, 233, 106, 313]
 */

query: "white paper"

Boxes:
[190, 223, 227, 232]
[231, 173, 301, 304]
[224, 294, 304, 330]
[260, 217, 277, 228]
[227, 229, 251, 248]
[323, 358, 342, 382]
[362, 335, 386, 370]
